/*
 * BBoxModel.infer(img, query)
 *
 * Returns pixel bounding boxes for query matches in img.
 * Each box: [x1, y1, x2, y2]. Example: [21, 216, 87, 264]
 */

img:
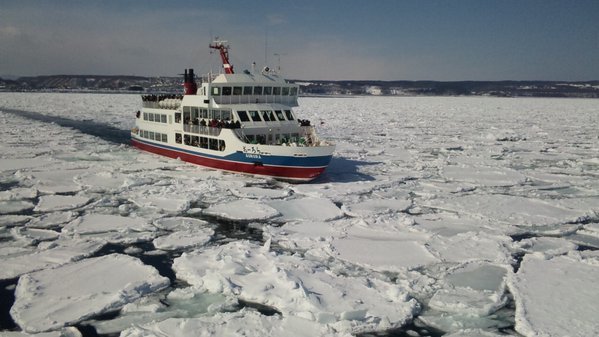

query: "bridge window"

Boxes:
[243, 86, 253, 95]
[275, 110, 285, 120]
[282, 87, 289, 95]
[263, 86, 272, 95]
[249, 110, 262, 122]
[273, 87, 281, 95]
[211, 87, 220, 96]
[222, 86, 232, 96]
[237, 110, 250, 122]
[290, 87, 298, 96]
[261, 110, 271, 121]
[285, 110, 294, 120]
[253, 86, 262, 95]
[268, 111, 277, 121]
[233, 86, 242, 95]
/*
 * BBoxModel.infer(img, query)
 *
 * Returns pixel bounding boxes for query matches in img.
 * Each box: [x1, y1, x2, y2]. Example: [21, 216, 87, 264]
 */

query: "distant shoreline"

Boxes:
[1, 76, 598, 98]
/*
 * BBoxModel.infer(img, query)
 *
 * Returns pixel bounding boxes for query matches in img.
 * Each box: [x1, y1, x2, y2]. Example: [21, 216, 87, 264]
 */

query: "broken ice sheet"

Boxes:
[203, 199, 280, 221]
[10, 253, 169, 333]
[0, 238, 104, 280]
[508, 254, 599, 337]
[34, 195, 91, 212]
[173, 240, 418, 334]
[120, 308, 353, 337]
[268, 197, 343, 222]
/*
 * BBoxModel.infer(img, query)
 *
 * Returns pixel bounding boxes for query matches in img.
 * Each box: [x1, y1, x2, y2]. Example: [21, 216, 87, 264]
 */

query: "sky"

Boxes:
[1, 0, 598, 81]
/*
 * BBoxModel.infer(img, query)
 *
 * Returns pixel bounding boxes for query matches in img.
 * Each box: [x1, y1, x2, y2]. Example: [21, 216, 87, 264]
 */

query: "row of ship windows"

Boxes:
[176, 133, 226, 151]
[181, 107, 232, 121]
[140, 129, 168, 143]
[211, 86, 298, 97]
[143, 107, 295, 125]
[237, 109, 294, 122]
[143, 112, 169, 123]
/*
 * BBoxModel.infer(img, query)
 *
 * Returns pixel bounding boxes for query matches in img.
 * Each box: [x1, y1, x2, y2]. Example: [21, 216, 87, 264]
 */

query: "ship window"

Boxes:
[148, 113, 154, 122]
[142, 130, 148, 138]
[261, 110, 271, 121]
[154, 133, 161, 141]
[268, 111, 277, 121]
[211, 87, 220, 96]
[149, 131, 155, 139]
[273, 87, 281, 95]
[233, 86, 242, 95]
[143, 113, 148, 120]
[237, 111, 250, 122]
[246, 134, 255, 143]
[191, 107, 199, 119]
[191, 136, 199, 146]
[161, 115, 167, 123]
[249, 110, 262, 122]
[275, 110, 285, 120]
[243, 86, 252, 95]
[200, 137, 208, 149]
[253, 86, 263, 95]
[290, 87, 298, 96]
[161, 134, 167, 142]
[263, 86, 272, 95]
[222, 86, 232, 96]
[282, 87, 289, 95]
[222, 110, 231, 121]
[175, 112, 181, 123]
[285, 110, 294, 120]
[209, 138, 218, 150]
[175, 133, 182, 144]
[219, 140, 225, 151]
[184, 134, 191, 145]
[200, 108, 208, 119]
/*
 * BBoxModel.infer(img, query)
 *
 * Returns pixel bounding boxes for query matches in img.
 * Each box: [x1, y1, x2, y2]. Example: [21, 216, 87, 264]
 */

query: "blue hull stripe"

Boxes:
[133, 137, 332, 168]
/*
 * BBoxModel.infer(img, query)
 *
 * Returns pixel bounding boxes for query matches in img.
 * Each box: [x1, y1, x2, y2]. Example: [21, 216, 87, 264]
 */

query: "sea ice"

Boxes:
[203, 199, 280, 221]
[0, 200, 34, 214]
[508, 254, 599, 337]
[268, 197, 344, 222]
[0, 239, 104, 280]
[10, 253, 170, 333]
[34, 195, 91, 212]
[173, 240, 419, 334]
[153, 227, 214, 250]
[120, 308, 353, 337]
[442, 165, 527, 187]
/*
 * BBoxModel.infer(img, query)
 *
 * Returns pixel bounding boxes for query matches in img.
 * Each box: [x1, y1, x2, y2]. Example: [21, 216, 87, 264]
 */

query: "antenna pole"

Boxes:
[209, 39, 234, 74]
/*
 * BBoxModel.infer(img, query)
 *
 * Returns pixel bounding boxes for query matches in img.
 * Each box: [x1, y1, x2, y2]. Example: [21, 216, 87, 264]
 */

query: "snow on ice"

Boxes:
[10, 254, 169, 333]
[1, 93, 599, 336]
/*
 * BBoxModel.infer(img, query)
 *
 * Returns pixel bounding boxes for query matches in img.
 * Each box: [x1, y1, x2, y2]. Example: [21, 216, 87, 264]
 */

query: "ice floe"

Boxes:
[10, 253, 169, 333]
[203, 199, 280, 221]
[0, 239, 104, 280]
[34, 195, 91, 212]
[173, 240, 419, 334]
[508, 254, 599, 337]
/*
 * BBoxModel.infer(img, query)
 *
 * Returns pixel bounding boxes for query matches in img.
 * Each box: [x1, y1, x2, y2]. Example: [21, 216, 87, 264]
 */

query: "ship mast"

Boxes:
[209, 39, 234, 74]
